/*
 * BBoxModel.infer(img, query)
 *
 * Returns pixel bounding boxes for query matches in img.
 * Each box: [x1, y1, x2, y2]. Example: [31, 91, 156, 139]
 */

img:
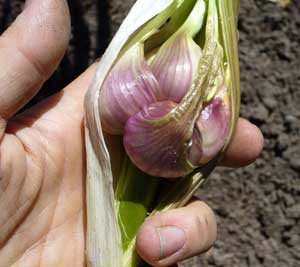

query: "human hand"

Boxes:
[0, 0, 264, 266]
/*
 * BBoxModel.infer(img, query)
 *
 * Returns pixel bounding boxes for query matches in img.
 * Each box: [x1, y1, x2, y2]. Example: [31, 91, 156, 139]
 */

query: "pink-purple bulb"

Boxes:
[99, 35, 230, 178]
[149, 34, 202, 103]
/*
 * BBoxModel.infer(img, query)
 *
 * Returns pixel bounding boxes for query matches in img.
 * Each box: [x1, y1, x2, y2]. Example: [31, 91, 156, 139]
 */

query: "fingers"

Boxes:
[0, 0, 70, 120]
[221, 118, 264, 167]
[136, 200, 216, 267]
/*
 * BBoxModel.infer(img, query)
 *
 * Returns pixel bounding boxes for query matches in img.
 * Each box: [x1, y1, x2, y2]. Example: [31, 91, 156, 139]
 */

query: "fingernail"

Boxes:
[156, 226, 186, 260]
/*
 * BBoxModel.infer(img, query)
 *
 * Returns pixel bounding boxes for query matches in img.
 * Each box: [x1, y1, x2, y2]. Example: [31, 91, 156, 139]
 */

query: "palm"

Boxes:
[0, 90, 87, 266]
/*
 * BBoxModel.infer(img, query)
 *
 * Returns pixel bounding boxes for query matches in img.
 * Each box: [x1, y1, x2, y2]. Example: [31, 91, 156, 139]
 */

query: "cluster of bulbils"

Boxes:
[99, 32, 230, 178]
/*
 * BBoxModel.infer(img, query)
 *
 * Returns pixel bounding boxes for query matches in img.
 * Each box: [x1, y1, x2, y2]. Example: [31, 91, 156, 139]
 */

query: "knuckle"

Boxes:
[190, 200, 216, 223]
[188, 201, 217, 252]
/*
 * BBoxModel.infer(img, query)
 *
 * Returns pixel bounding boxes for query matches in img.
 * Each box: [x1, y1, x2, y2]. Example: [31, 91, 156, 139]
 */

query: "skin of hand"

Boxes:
[0, 0, 264, 267]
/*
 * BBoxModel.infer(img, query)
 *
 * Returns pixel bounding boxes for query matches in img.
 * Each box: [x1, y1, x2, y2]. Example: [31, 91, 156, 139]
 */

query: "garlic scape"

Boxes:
[84, 0, 240, 266]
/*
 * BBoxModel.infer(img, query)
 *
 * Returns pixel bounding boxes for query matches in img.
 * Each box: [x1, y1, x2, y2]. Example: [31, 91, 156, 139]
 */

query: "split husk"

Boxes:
[84, 0, 240, 266]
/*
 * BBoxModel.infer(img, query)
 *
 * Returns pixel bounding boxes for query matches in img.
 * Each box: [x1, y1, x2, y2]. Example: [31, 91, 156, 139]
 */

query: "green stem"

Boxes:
[115, 157, 160, 267]
[145, 0, 197, 51]
[121, 0, 183, 57]
[175, 0, 206, 38]
[218, 0, 241, 149]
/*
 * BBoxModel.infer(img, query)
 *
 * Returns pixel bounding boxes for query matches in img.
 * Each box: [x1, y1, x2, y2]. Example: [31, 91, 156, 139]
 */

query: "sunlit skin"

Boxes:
[0, 1, 264, 267]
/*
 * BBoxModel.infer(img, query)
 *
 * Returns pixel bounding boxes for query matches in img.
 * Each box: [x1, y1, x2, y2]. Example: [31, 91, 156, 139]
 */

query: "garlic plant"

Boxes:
[84, 0, 240, 266]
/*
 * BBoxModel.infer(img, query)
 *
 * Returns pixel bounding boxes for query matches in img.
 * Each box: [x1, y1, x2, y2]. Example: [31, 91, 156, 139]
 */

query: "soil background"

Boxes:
[0, 0, 299, 267]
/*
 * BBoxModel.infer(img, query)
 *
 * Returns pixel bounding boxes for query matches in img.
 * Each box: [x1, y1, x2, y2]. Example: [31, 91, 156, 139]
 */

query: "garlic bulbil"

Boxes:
[99, 43, 162, 135]
[149, 34, 202, 103]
